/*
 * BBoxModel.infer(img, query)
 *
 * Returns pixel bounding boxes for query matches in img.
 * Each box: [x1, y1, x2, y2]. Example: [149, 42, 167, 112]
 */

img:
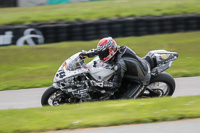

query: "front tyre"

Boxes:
[145, 72, 175, 97]
[41, 86, 71, 106]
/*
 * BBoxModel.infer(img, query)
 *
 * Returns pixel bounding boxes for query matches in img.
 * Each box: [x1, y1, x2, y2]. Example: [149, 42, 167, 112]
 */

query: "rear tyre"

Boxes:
[145, 72, 175, 97]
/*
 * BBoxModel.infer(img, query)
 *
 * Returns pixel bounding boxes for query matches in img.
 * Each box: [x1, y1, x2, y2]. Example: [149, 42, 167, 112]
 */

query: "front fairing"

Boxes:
[53, 53, 88, 83]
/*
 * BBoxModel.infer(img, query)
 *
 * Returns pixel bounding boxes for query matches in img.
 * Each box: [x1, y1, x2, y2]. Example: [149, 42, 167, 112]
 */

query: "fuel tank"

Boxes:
[86, 57, 114, 81]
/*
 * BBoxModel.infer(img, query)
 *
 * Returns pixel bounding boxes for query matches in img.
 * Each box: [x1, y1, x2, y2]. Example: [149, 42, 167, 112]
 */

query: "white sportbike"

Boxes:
[41, 50, 178, 106]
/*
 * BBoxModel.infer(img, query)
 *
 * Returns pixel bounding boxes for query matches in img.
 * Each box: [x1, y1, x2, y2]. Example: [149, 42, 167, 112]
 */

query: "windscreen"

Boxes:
[64, 53, 83, 71]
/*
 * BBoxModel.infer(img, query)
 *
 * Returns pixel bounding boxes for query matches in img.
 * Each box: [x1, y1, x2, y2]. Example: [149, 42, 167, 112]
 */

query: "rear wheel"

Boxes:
[144, 72, 175, 97]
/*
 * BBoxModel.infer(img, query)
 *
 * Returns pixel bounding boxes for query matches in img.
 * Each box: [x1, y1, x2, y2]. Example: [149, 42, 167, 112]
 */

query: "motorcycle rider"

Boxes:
[80, 37, 151, 99]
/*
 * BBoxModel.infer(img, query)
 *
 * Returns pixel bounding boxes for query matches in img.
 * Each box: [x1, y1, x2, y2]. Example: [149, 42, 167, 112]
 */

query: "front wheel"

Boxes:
[41, 86, 76, 106]
[144, 72, 175, 97]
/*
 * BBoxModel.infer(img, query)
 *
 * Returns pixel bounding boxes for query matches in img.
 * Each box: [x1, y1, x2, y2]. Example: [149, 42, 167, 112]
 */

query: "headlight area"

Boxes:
[55, 75, 87, 90]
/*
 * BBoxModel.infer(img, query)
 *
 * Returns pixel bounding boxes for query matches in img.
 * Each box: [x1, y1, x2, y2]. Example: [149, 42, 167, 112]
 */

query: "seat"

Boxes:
[144, 55, 155, 69]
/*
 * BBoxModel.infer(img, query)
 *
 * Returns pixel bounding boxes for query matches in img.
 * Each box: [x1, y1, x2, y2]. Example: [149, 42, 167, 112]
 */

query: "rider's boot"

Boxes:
[121, 83, 144, 99]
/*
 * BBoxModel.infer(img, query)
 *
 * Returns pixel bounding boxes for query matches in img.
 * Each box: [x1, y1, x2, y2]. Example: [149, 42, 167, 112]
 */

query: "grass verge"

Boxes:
[0, 0, 200, 25]
[0, 96, 199, 133]
[0, 31, 200, 91]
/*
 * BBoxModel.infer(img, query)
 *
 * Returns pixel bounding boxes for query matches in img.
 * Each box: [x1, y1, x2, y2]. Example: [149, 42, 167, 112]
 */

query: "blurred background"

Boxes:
[0, 0, 102, 7]
[0, 0, 199, 91]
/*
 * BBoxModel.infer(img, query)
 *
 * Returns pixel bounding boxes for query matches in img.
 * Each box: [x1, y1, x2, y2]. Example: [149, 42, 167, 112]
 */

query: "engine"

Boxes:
[56, 75, 92, 100]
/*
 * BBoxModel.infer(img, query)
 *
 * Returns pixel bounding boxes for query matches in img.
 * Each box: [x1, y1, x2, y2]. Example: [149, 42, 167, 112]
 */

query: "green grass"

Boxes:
[0, 0, 200, 25]
[0, 31, 200, 91]
[0, 96, 199, 133]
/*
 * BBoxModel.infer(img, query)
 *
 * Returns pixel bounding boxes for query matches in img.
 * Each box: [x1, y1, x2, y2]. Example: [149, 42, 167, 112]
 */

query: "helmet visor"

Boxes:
[98, 48, 109, 60]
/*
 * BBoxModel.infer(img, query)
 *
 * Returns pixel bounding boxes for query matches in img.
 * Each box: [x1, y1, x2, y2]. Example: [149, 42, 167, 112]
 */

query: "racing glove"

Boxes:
[79, 50, 88, 59]
[79, 49, 98, 59]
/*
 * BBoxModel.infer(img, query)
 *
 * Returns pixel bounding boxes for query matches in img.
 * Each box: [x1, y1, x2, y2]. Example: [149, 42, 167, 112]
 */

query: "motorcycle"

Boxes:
[41, 49, 178, 106]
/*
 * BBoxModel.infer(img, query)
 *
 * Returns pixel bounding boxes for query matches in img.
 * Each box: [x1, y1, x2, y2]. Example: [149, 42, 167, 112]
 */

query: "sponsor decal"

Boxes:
[17, 28, 44, 46]
[161, 54, 169, 59]
[0, 31, 13, 46]
[0, 28, 44, 46]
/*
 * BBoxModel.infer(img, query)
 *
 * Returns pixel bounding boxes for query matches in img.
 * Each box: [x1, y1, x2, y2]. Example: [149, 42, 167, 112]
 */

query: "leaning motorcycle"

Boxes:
[41, 49, 178, 106]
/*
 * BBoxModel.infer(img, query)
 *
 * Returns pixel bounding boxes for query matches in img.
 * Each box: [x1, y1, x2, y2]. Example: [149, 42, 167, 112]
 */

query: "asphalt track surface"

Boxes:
[0, 76, 200, 110]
